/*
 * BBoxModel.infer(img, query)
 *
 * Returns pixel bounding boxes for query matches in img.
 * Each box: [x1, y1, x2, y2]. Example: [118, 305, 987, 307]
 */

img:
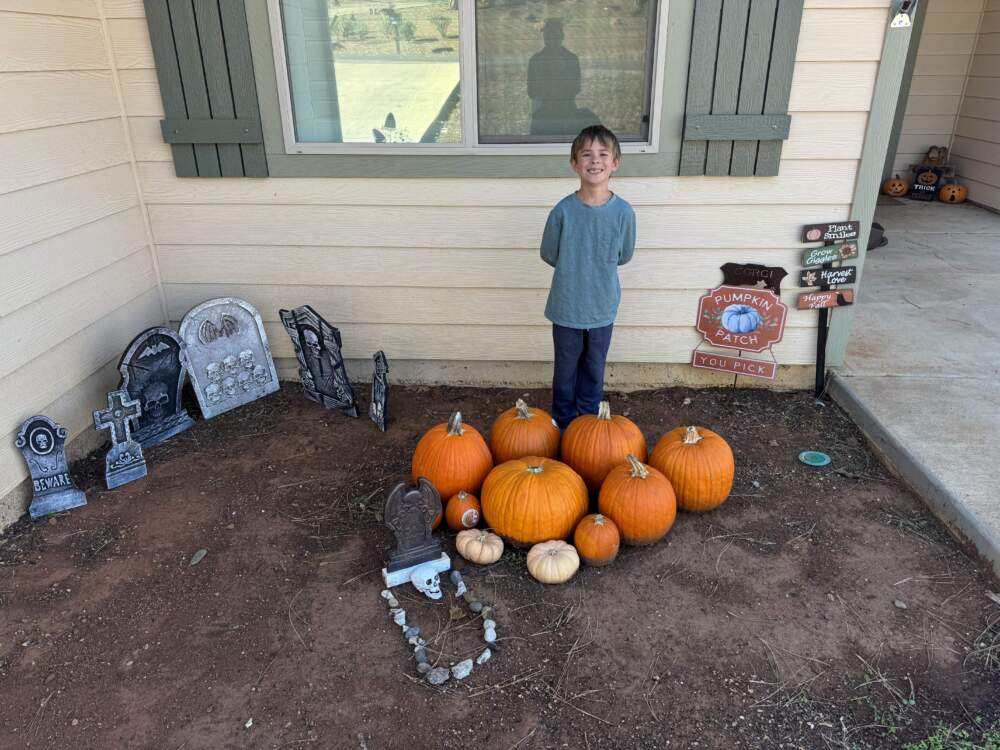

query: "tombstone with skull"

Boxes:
[382, 478, 450, 590]
[279, 305, 359, 417]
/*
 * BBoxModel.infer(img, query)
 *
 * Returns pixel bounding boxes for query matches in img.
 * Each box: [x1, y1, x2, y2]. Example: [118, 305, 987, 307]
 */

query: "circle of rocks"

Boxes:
[381, 569, 495, 686]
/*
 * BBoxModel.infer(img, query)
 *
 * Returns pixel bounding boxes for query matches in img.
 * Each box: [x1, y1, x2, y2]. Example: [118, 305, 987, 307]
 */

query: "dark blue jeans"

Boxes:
[551, 323, 613, 429]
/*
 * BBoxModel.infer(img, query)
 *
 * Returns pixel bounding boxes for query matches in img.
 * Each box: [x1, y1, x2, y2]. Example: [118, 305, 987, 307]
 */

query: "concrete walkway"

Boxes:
[830, 199, 1000, 577]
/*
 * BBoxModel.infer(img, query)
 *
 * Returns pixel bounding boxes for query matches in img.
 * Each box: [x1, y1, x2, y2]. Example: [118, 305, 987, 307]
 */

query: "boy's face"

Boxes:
[571, 138, 620, 187]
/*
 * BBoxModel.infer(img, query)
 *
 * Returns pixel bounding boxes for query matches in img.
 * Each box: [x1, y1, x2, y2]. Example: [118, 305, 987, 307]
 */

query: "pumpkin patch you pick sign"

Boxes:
[692, 285, 788, 379]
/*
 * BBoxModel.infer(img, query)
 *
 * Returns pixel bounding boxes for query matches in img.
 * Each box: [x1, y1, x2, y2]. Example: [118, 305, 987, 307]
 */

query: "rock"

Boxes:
[451, 659, 474, 680]
[380, 589, 393, 600]
[476, 648, 491, 665]
[387, 597, 399, 608]
[484, 628, 497, 643]
[449, 606, 466, 622]
[449, 570, 463, 586]
[415, 637, 427, 647]
[393, 609, 406, 626]
[405, 627, 420, 639]
[482, 619, 496, 630]
[893, 599, 908, 610]
[189, 548, 208, 566]
[416, 662, 432, 675]
[414, 647, 428, 663]
[480, 606, 493, 620]
[454, 581, 467, 597]
[462, 591, 476, 604]
[469, 601, 483, 614]
[427, 667, 450, 685]
[408, 636, 419, 645]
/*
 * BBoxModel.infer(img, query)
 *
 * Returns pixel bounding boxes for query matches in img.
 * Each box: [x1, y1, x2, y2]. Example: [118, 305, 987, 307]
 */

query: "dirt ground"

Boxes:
[1, 385, 998, 750]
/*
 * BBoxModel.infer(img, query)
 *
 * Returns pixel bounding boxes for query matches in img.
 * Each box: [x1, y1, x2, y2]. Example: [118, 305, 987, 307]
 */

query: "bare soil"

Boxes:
[1, 385, 998, 750]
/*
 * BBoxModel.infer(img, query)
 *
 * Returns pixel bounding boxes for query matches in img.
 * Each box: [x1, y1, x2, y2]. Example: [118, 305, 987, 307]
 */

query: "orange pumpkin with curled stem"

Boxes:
[561, 401, 647, 491]
[574, 514, 620, 566]
[411, 412, 493, 502]
[650, 426, 734, 512]
[490, 399, 560, 463]
[598, 455, 676, 545]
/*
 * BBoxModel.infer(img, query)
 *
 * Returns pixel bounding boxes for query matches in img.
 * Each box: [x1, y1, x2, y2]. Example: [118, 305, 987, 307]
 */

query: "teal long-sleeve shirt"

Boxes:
[540, 192, 636, 329]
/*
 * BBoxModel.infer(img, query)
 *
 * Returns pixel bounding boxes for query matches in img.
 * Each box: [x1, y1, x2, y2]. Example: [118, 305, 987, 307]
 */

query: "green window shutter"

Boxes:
[680, 0, 804, 177]
[144, 0, 268, 177]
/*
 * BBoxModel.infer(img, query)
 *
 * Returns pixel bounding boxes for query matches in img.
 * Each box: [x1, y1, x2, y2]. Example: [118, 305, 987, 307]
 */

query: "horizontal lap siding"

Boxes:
[892, 2, 986, 175]
[104, 6, 882, 377]
[953, 5, 1000, 210]
[0, 8, 159, 524]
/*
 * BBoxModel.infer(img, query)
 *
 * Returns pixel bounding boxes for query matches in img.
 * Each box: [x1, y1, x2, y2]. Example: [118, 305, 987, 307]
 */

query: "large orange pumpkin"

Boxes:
[411, 412, 494, 501]
[490, 399, 560, 463]
[445, 491, 481, 531]
[480, 457, 588, 546]
[574, 514, 620, 566]
[650, 426, 734, 512]
[598, 455, 676, 545]
[561, 401, 647, 491]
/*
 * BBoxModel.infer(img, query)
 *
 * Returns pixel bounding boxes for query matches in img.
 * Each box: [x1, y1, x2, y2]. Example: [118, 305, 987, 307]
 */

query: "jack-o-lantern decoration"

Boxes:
[882, 175, 909, 198]
[915, 169, 939, 187]
[938, 182, 968, 204]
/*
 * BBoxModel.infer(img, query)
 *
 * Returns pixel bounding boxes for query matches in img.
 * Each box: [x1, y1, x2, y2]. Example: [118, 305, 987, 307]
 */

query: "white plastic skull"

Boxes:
[223, 355, 238, 376]
[239, 349, 255, 370]
[410, 565, 442, 600]
[222, 376, 237, 397]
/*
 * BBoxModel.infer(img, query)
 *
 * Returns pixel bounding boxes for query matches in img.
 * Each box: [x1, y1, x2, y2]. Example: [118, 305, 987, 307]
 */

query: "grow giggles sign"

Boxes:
[695, 285, 788, 353]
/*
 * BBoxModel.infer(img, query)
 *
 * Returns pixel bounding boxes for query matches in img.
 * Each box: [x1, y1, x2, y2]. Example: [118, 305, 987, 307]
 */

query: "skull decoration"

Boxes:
[206, 362, 222, 383]
[410, 564, 442, 600]
[253, 365, 269, 387]
[206, 383, 221, 404]
[239, 349, 255, 370]
[144, 382, 169, 416]
[34, 433, 50, 451]
[222, 377, 237, 398]
[238, 371, 252, 391]
[303, 328, 322, 358]
[223, 355, 238, 376]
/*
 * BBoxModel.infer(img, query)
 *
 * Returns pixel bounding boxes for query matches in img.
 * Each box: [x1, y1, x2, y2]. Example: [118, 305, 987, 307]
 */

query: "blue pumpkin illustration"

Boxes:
[721, 304, 761, 334]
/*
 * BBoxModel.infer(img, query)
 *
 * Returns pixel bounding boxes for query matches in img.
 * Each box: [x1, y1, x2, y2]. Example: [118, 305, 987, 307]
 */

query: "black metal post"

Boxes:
[814, 243, 834, 397]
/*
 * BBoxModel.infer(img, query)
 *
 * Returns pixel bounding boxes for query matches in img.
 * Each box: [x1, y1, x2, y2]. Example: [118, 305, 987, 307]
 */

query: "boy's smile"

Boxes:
[571, 139, 621, 190]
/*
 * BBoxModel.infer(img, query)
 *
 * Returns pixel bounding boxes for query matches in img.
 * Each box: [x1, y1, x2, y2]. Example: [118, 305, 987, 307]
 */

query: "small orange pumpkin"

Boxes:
[561, 401, 647, 491]
[650, 426, 734, 512]
[445, 491, 481, 531]
[598, 455, 676, 545]
[938, 182, 968, 204]
[574, 514, 621, 566]
[480, 456, 588, 546]
[882, 174, 909, 197]
[411, 412, 494, 501]
[489, 399, 560, 463]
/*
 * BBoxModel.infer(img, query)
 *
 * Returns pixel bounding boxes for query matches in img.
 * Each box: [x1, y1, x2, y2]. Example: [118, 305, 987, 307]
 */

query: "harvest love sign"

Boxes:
[692, 285, 788, 380]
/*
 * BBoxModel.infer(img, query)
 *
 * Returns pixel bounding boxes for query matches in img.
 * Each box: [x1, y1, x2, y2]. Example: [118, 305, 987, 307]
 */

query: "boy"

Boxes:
[540, 125, 636, 429]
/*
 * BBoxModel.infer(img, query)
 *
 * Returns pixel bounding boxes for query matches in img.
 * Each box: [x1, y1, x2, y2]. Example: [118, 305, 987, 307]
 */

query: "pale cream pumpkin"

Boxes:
[455, 529, 504, 565]
[526, 540, 579, 584]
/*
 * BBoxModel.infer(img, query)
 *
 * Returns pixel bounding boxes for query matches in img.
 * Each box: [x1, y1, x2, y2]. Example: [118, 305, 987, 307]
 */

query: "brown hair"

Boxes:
[570, 125, 621, 163]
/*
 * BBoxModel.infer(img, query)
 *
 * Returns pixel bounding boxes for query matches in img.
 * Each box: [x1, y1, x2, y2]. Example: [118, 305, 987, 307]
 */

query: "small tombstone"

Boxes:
[117, 327, 195, 448]
[382, 478, 450, 588]
[178, 298, 279, 419]
[94, 390, 147, 489]
[370, 350, 389, 432]
[15, 415, 87, 518]
[279, 305, 358, 417]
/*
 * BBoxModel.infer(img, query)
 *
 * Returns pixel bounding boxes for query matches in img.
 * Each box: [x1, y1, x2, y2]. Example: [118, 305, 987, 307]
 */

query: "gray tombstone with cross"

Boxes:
[94, 389, 147, 489]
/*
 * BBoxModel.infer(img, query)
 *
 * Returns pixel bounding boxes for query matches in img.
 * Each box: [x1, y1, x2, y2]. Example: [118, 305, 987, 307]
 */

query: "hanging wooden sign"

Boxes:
[802, 242, 859, 267]
[797, 290, 855, 310]
[799, 265, 857, 288]
[719, 263, 788, 294]
[692, 351, 777, 380]
[695, 285, 788, 353]
[801, 221, 860, 243]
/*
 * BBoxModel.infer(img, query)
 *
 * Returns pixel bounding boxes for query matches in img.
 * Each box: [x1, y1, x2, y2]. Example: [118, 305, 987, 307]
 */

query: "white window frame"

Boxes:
[267, 0, 669, 156]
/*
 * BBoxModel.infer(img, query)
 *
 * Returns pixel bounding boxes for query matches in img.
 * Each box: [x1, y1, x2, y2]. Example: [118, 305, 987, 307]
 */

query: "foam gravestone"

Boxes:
[16, 415, 87, 518]
[279, 305, 358, 417]
[178, 297, 279, 419]
[94, 390, 147, 489]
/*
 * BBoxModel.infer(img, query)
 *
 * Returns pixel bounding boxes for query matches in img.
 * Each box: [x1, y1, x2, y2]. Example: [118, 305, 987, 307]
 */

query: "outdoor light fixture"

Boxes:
[891, 0, 919, 28]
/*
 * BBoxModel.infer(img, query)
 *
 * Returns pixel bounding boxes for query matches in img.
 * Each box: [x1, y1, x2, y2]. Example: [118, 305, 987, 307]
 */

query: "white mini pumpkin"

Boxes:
[456, 529, 504, 565]
[526, 540, 580, 584]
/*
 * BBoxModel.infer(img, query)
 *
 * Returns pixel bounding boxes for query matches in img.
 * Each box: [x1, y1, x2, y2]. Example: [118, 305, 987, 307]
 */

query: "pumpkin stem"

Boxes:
[447, 411, 465, 436]
[457, 491, 468, 500]
[597, 401, 611, 420]
[526, 464, 544, 474]
[625, 454, 649, 478]
[515, 398, 533, 419]
[593, 514, 607, 525]
[682, 426, 704, 445]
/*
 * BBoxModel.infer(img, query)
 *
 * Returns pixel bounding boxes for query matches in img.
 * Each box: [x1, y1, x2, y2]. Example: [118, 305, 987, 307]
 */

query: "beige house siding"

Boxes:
[952, 0, 1000, 210]
[106, 0, 888, 387]
[891, 0, 985, 177]
[0, 0, 163, 526]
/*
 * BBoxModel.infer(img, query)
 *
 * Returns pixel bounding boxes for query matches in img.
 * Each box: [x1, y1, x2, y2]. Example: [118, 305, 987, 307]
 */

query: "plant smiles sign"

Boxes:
[692, 285, 788, 380]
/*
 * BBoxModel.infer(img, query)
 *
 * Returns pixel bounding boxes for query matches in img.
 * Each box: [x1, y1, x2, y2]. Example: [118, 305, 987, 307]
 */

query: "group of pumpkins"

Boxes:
[410, 399, 735, 585]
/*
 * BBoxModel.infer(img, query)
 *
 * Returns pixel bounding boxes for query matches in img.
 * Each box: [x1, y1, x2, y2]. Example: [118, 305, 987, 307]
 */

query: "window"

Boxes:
[270, 0, 666, 154]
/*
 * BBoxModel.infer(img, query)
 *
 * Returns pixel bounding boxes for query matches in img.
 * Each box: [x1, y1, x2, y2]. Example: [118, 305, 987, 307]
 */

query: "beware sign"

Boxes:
[695, 285, 788, 353]
[692, 351, 777, 380]
[797, 290, 855, 310]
